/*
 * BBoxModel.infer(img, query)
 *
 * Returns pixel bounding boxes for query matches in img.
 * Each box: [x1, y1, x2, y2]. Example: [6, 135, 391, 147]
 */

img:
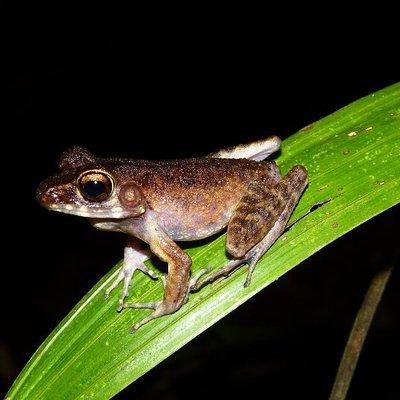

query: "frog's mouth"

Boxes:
[44, 202, 130, 219]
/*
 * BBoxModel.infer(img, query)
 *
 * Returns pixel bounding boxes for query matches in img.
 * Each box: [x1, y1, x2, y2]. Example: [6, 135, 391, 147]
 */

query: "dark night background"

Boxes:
[0, 2, 399, 399]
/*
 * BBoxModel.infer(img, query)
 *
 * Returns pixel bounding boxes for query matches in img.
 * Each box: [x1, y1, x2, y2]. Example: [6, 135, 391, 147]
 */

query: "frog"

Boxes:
[37, 136, 308, 332]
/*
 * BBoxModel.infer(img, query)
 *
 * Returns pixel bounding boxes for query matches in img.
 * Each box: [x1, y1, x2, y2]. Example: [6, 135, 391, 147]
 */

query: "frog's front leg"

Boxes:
[105, 239, 158, 310]
[192, 165, 308, 291]
[123, 217, 192, 332]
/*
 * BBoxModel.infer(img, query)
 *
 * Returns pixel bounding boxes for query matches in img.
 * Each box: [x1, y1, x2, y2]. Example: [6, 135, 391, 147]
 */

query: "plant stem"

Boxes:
[329, 264, 394, 400]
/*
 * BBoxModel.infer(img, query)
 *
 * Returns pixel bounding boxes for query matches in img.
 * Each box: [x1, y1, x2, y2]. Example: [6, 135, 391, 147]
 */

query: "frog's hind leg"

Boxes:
[191, 165, 308, 291]
[209, 135, 281, 161]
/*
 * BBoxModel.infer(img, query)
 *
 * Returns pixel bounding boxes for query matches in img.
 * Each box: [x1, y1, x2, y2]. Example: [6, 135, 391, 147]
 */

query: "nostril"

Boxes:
[49, 189, 58, 199]
[37, 184, 58, 204]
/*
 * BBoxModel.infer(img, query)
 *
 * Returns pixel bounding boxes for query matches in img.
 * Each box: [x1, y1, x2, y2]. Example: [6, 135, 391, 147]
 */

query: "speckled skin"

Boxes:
[37, 137, 308, 331]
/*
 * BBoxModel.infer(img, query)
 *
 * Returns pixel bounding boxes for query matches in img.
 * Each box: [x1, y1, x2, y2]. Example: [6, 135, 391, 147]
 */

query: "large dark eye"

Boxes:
[78, 171, 113, 201]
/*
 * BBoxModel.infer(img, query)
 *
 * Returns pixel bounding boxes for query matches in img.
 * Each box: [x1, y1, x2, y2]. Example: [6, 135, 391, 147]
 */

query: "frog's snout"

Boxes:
[36, 179, 75, 209]
[36, 182, 59, 207]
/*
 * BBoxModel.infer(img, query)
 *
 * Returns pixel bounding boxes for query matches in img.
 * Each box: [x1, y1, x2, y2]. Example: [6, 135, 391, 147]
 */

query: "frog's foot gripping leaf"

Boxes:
[122, 299, 164, 332]
[192, 165, 308, 290]
[122, 267, 211, 331]
[105, 260, 159, 312]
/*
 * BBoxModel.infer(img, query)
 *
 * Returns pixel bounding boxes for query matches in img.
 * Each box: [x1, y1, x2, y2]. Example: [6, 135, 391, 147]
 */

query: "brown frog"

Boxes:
[37, 136, 308, 332]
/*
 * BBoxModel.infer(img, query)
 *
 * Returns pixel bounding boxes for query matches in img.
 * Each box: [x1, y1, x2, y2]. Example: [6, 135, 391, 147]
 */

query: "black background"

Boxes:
[1, 2, 399, 399]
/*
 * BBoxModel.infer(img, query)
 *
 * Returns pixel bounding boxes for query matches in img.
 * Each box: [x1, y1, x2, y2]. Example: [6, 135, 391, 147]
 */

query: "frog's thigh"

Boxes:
[227, 165, 308, 258]
[209, 136, 281, 161]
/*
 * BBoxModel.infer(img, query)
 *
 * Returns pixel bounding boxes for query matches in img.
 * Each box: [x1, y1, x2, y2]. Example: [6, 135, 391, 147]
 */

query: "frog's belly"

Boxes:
[173, 215, 231, 241]
[154, 201, 239, 241]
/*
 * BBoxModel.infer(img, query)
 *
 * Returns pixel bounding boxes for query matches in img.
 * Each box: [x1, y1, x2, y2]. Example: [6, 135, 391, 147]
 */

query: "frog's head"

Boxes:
[37, 146, 146, 219]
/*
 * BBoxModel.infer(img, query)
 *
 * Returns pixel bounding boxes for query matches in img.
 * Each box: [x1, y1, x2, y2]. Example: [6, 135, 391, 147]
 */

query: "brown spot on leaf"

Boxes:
[300, 123, 314, 132]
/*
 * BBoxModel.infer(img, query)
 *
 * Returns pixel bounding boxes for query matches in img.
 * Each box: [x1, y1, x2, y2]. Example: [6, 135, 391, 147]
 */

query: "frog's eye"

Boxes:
[78, 171, 113, 201]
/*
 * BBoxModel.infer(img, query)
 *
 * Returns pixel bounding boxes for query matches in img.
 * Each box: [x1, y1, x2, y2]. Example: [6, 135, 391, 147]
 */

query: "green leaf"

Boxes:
[7, 83, 400, 400]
